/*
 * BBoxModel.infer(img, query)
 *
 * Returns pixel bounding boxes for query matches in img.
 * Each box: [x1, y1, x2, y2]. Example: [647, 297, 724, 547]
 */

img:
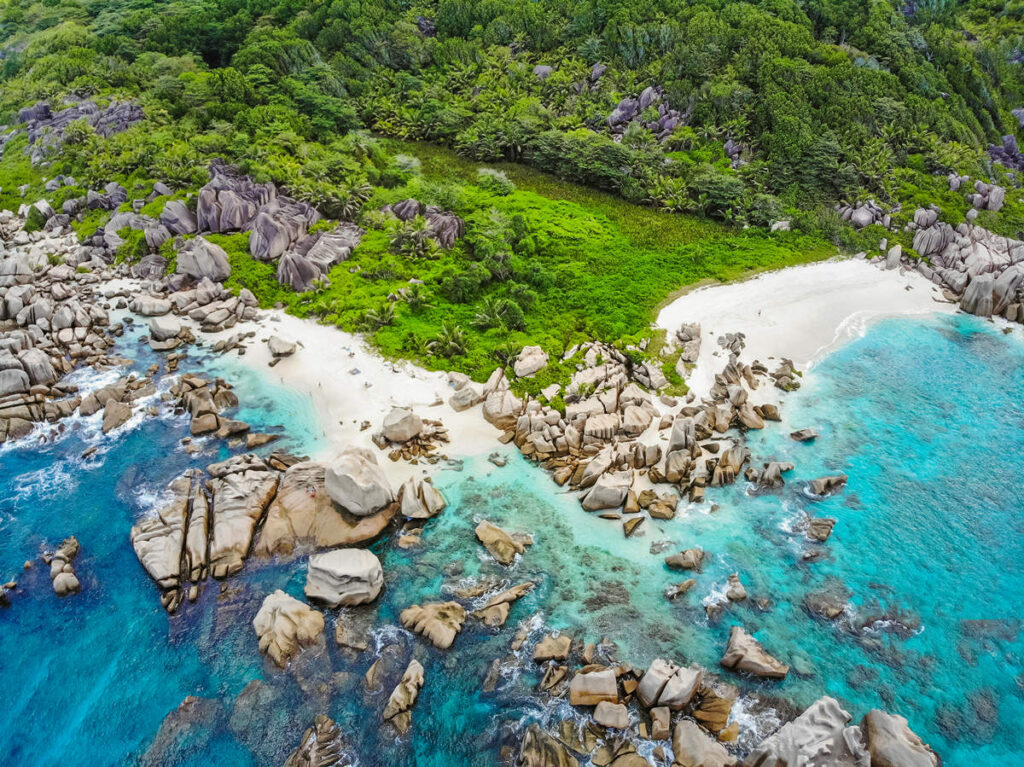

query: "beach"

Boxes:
[656, 257, 957, 396]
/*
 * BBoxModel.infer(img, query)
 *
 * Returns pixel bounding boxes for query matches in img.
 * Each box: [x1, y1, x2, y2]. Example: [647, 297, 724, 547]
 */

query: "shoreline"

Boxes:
[201, 310, 499, 485]
[655, 257, 957, 396]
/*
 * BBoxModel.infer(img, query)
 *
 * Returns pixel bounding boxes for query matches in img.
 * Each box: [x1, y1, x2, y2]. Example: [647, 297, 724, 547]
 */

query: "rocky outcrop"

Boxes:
[131, 472, 208, 612]
[207, 457, 280, 578]
[283, 715, 349, 767]
[400, 602, 467, 649]
[304, 548, 383, 607]
[475, 519, 532, 565]
[637, 658, 703, 710]
[741, 698, 939, 767]
[383, 659, 425, 735]
[672, 720, 737, 767]
[741, 696, 866, 767]
[256, 461, 398, 558]
[720, 626, 789, 679]
[606, 85, 690, 144]
[252, 590, 325, 668]
[176, 236, 231, 283]
[324, 448, 394, 516]
[46, 536, 81, 597]
[861, 710, 940, 767]
[18, 99, 143, 163]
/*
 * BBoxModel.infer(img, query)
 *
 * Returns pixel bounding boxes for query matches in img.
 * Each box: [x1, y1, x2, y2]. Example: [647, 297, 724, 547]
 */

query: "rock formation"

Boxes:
[252, 590, 325, 668]
[304, 548, 383, 607]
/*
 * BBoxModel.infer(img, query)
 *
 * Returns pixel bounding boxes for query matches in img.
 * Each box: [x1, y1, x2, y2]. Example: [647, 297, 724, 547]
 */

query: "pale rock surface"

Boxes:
[324, 448, 394, 516]
[304, 548, 383, 607]
[252, 590, 325, 668]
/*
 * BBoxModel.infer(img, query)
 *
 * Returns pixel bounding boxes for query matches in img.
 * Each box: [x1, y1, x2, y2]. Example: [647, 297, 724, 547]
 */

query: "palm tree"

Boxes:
[361, 303, 395, 330]
[403, 283, 433, 314]
[427, 320, 468, 357]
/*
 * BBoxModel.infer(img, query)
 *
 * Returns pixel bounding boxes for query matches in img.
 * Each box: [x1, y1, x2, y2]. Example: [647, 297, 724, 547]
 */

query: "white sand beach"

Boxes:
[214, 311, 500, 480]
[656, 257, 958, 396]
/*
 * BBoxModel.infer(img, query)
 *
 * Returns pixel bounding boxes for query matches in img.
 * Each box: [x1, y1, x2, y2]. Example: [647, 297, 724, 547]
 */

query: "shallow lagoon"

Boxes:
[1, 313, 1021, 765]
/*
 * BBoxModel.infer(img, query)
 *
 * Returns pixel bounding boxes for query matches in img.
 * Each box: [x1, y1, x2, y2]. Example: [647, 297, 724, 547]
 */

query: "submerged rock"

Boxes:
[283, 714, 349, 767]
[518, 723, 577, 767]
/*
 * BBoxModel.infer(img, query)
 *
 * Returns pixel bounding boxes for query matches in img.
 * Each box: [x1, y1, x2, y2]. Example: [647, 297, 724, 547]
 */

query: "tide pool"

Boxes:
[1, 313, 1021, 766]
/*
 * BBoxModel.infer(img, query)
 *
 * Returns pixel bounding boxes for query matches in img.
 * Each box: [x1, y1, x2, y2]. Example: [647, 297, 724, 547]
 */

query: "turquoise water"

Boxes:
[1, 313, 1021, 765]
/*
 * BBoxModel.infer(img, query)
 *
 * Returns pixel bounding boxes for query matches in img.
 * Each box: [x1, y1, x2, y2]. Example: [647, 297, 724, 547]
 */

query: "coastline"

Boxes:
[656, 257, 958, 396]
[200, 310, 499, 483]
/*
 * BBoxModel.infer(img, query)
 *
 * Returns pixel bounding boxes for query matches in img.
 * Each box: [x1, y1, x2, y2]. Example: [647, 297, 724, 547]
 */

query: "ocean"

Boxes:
[1, 312, 1021, 765]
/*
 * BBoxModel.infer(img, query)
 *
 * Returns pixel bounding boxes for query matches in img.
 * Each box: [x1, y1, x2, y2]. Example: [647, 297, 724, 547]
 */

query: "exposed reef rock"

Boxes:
[252, 590, 325, 668]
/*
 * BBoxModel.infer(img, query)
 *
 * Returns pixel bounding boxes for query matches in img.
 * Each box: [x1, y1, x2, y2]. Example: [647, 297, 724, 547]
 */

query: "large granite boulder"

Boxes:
[256, 461, 398, 557]
[581, 471, 631, 511]
[196, 160, 275, 233]
[720, 626, 789, 679]
[160, 200, 197, 235]
[249, 197, 319, 261]
[276, 251, 319, 292]
[862, 710, 940, 767]
[672, 719, 737, 767]
[637, 658, 703, 710]
[252, 590, 325, 668]
[324, 448, 394, 516]
[207, 465, 280, 578]
[304, 548, 383, 607]
[18, 348, 55, 385]
[740, 696, 867, 767]
[514, 345, 549, 378]
[176, 236, 231, 282]
[382, 407, 423, 442]
[0, 368, 29, 397]
[568, 668, 618, 706]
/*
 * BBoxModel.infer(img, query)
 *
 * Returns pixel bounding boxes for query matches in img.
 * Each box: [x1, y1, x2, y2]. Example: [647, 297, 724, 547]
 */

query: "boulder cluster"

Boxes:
[514, 629, 938, 767]
[131, 446, 419, 613]
[372, 405, 451, 463]
[606, 85, 693, 144]
[468, 341, 792, 540]
[8, 98, 143, 164]
[381, 197, 465, 248]
[836, 199, 897, 229]
[899, 207, 1024, 321]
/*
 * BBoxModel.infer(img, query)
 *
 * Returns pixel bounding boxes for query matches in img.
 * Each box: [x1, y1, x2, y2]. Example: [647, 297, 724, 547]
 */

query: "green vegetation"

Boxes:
[0, 0, 1021, 382]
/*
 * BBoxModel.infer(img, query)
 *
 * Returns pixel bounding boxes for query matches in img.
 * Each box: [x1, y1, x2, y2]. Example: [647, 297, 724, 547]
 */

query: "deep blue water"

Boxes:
[1, 313, 1021, 766]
